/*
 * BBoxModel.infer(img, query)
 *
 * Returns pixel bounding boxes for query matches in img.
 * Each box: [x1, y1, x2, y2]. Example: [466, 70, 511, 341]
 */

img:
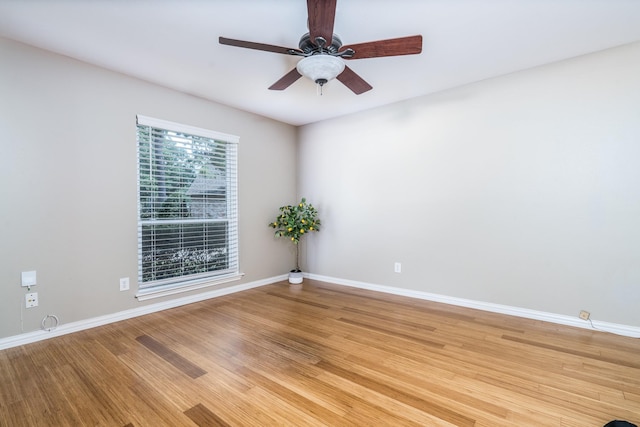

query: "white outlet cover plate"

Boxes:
[25, 292, 38, 308]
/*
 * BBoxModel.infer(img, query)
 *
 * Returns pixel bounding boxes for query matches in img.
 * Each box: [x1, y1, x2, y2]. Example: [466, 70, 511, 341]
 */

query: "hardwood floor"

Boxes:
[1, 279, 639, 426]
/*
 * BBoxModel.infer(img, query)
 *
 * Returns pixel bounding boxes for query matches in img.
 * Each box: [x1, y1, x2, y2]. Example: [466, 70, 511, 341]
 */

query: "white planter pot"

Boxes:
[288, 270, 303, 284]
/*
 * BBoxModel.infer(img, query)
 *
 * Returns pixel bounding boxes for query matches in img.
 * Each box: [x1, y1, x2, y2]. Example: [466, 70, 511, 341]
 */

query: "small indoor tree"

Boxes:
[269, 198, 321, 282]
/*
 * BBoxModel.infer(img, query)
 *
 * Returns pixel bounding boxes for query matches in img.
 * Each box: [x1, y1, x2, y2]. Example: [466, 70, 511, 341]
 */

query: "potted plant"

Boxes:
[269, 197, 321, 285]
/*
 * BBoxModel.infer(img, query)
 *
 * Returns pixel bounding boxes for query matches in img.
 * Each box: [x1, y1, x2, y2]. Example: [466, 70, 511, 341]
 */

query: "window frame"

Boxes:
[135, 115, 242, 301]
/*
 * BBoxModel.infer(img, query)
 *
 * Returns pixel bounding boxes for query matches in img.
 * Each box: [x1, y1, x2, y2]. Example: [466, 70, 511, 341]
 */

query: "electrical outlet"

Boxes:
[394, 262, 402, 273]
[26, 292, 38, 308]
[579, 310, 590, 321]
[119, 277, 130, 291]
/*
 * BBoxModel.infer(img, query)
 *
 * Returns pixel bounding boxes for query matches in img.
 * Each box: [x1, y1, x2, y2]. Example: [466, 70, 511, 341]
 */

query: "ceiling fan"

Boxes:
[219, 0, 422, 95]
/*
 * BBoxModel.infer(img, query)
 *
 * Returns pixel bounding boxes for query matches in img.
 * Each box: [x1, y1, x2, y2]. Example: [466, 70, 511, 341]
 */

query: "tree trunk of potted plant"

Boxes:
[288, 244, 303, 285]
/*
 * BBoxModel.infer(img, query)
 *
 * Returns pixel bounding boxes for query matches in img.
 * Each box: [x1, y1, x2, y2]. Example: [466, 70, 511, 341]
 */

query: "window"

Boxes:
[136, 115, 240, 299]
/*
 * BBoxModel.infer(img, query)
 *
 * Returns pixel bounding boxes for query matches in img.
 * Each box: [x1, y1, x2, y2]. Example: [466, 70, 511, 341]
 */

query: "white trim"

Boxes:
[136, 114, 239, 144]
[305, 273, 640, 338]
[0, 274, 287, 351]
[136, 273, 244, 301]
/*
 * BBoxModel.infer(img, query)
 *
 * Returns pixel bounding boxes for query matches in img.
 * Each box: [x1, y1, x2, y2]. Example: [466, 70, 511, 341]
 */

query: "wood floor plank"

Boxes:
[184, 403, 231, 427]
[136, 334, 207, 379]
[502, 334, 640, 369]
[314, 367, 459, 426]
[340, 305, 438, 331]
[317, 359, 477, 426]
[337, 316, 445, 349]
[265, 291, 331, 309]
[234, 366, 345, 423]
[1, 279, 639, 426]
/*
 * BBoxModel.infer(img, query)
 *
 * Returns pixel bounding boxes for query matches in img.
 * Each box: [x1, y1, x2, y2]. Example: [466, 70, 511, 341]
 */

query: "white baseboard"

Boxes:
[0, 274, 287, 351]
[305, 273, 640, 339]
[3, 272, 637, 350]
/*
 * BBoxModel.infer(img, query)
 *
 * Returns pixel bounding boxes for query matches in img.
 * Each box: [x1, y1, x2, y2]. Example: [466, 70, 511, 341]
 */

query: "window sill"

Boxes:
[135, 273, 244, 301]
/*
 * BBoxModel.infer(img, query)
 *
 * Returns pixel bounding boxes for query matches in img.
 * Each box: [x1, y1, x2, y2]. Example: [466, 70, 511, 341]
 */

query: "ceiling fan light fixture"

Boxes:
[296, 55, 345, 86]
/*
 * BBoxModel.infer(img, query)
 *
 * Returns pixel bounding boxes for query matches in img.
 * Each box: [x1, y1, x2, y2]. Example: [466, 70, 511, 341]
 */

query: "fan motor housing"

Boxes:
[298, 32, 343, 54]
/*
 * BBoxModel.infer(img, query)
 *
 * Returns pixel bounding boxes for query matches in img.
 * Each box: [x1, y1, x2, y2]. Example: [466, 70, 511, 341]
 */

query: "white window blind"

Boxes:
[136, 115, 239, 293]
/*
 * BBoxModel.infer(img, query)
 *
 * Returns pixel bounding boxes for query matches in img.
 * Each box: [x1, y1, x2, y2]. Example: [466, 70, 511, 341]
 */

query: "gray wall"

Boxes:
[3, 35, 639, 339]
[0, 38, 298, 339]
[298, 42, 640, 327]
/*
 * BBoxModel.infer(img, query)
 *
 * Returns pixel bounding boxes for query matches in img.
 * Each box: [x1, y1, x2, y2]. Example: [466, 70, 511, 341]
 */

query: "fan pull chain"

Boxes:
[316, 78, 328, 96]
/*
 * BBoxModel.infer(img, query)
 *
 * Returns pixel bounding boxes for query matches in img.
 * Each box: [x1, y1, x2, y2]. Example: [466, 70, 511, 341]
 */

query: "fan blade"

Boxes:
[269, 68, 303, 91]
[219, 37, 301, 55]
[336, 66, 372, 95]
[307, 0, 337, 45]
[342, 35, 422, 59]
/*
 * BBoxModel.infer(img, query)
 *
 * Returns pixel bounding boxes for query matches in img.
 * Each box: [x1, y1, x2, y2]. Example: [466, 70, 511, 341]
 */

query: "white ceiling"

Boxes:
[1, 0, 640, 126]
